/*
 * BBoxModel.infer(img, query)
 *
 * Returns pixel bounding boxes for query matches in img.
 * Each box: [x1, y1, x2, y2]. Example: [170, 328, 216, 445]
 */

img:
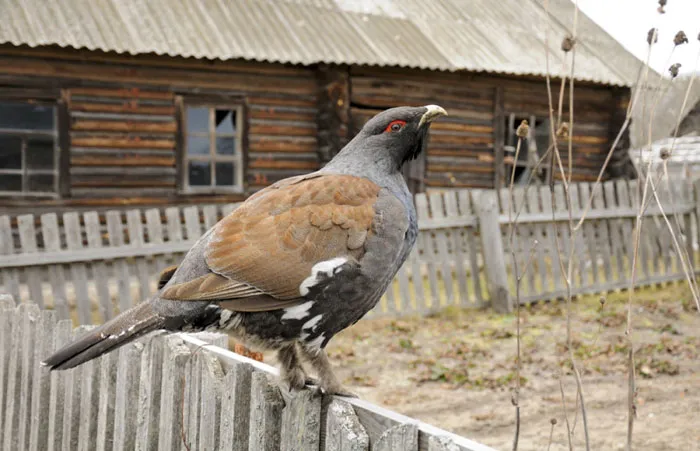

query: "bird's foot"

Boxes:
[322, 383, 358, 398]
[281, 366, 307, 392]
[306, 380, 358, 398]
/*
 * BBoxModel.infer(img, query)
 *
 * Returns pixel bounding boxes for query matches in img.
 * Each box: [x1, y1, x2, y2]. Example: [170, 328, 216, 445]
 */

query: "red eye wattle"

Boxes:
[384, 120, 406, 133]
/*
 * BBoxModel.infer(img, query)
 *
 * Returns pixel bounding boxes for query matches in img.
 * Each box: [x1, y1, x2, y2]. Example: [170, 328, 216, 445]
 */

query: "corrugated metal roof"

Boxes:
[0, 0, 642, 86]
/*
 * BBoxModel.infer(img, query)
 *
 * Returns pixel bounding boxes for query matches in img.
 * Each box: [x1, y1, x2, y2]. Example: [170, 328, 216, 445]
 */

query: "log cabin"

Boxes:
[0, 0, 643, 215]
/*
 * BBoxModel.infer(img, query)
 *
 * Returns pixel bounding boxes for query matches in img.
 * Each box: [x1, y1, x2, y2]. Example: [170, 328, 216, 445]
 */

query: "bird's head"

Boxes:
[358, 105, 447, 168]
[329, 105, 447, 174]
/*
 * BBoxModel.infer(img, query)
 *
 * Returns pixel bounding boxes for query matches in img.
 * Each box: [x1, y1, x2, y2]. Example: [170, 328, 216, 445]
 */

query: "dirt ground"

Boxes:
[323, 283, 700, 450]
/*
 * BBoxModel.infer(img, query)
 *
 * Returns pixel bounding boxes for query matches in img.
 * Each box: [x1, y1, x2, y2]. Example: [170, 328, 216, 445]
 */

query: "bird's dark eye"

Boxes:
[384, 120, 406, 133]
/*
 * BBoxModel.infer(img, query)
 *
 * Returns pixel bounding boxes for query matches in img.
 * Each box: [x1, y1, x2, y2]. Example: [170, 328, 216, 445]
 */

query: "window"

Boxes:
[182, 104, 244, 193]
[0, 101, 59, 196]
[503, 113, 550, 185]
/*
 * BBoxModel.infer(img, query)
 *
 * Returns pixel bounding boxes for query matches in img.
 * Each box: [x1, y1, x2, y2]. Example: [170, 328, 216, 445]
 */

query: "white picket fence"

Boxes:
[0, 297, 494, 451]
[0, 179, 698, 322]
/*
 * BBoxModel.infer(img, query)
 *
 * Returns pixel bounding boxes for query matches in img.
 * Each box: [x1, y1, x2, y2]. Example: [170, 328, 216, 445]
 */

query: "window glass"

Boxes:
[216, 137, 235, 155]
[215, 162, 234, 186]
[187, 135, 209, 156]
[0, 102, 54, 130]
[27, 173, 54, 192]
[187, 108, 209, 132]
[26, 138, 55, 170]
[188, 161, 211, 186]
[0, 135, 22, 169]
[0, 174, 21, 191]
[215, 110, 236, 135]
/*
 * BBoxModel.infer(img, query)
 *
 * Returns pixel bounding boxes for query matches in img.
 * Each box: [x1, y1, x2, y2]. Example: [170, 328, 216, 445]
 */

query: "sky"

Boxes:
[576, 0, 700, 77]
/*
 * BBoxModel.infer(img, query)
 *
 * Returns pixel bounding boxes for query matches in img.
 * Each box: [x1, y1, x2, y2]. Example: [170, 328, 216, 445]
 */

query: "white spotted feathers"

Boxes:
[299, 257, 348, 297]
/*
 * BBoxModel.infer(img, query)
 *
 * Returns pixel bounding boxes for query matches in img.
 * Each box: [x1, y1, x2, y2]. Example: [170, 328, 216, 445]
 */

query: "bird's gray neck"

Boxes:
[320, 157, 411, 206]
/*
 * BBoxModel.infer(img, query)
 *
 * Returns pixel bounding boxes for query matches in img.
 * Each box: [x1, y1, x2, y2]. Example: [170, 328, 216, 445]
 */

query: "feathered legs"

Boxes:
[297, 345, 357, 398]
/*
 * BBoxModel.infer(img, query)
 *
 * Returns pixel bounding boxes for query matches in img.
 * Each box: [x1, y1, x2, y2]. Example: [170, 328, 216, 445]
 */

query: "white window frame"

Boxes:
[181, 102, 245, 194]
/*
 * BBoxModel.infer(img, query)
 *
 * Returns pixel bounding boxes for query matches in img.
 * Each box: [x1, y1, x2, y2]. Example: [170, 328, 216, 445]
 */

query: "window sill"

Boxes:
[0, 192, 60, 199]
[179, 187, 245, 195]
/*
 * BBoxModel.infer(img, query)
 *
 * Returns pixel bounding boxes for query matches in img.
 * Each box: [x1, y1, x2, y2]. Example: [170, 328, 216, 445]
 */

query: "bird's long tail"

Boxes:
[42, 301, 165, 370]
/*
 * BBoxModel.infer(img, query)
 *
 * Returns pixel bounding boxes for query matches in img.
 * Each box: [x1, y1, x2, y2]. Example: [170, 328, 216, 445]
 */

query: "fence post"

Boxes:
[474, 190, 512, 313]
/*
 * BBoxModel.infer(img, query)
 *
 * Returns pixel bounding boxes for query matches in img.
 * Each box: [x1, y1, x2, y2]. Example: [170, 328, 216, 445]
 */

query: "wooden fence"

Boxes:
[0, 297, 494, 451]
[0, 179, 698, 321]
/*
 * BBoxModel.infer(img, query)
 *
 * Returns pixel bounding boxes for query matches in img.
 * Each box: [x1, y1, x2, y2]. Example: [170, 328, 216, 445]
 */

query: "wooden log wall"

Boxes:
[68, 87, 178, 198]
[0, 47, 320, 212]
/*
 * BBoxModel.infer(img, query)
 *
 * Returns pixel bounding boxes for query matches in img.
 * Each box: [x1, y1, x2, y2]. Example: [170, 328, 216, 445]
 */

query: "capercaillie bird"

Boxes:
[43, 105, 447, 396]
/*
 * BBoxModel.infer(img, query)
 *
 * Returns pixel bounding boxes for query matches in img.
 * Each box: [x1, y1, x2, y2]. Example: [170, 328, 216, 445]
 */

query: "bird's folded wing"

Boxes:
[160, 174, 381, 308]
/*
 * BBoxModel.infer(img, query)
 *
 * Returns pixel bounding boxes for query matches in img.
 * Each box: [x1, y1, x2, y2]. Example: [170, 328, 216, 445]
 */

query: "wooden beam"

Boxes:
[492, 85, 505, 190]
[58, 93, 71, 198]
[315, 65, 350, 163]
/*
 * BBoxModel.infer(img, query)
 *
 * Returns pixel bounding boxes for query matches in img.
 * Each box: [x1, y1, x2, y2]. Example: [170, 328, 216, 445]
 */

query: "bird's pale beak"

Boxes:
[418, 105, 447, 127]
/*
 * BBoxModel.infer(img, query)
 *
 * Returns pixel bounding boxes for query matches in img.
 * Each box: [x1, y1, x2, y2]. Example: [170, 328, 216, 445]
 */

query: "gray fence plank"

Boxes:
[2, 304, 40, 451]
[373, 423, 418, 451]
[323, 399, 369, 451]
[127, 210, 153, 302]
[157, 336, 191, 451]
[112, 339, 144, 451]
[63, 212, 92, 323]
[428, 435, 461, 451]
[95, 350, 118, 451]
[591, 183, 614, 283]
[165, 207, 184, 269]
[135, 334, 165, 451]
[0, 297, 15, 443]
[458, 191, 484, 304]
[568, 184, 590, 288]
[84, 211, 114, 322]
[203, 205, 218, 232]
[443, 192, 470, 306]
[219, 361, 253, 451]
[183, 206, 202, 242]
[603, 182, 626, 280]
[415, 195, 440, 310]
[248, 372, 284, 451]
[539, 185, 563, 293]
[0, 216, 21, 301]
[17, 215, 45, 307]
[429, 192, 454, 308]
[183, 349, 202, 451]
[474, 191, 511, 312]
[16, 304, 41, 451]
[77, 328, 99, 451]
[198, 352, 226, 451]
[526, 187, 548, 293]
[40, 214, 70, 319]
[281, 390, 322, 451]
[28, 309, 56, 451]
[61, 326, 88, 451]
[46, 320, 72, 451]
[146, 209, 170, 294]
[106, 211, 133, 314]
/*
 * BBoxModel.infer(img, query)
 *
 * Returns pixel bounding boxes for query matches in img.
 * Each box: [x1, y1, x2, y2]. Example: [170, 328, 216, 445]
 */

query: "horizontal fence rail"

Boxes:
[0, 179, 698, 322]
[0, 297, 495, 451]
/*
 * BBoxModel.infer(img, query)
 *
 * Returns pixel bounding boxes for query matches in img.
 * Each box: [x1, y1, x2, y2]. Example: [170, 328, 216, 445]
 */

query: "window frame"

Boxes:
[0, 97, 64, 198]
[503, 112, 551, 184]
[177, 97, 246, 194]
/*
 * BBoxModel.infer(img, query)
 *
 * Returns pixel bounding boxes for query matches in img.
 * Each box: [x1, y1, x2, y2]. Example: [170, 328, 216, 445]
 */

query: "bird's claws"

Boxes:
[306, 382, 358, 398]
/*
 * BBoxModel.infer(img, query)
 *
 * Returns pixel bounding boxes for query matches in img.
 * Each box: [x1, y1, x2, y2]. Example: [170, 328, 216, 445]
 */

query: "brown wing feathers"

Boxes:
[160, 175, 380, 308]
